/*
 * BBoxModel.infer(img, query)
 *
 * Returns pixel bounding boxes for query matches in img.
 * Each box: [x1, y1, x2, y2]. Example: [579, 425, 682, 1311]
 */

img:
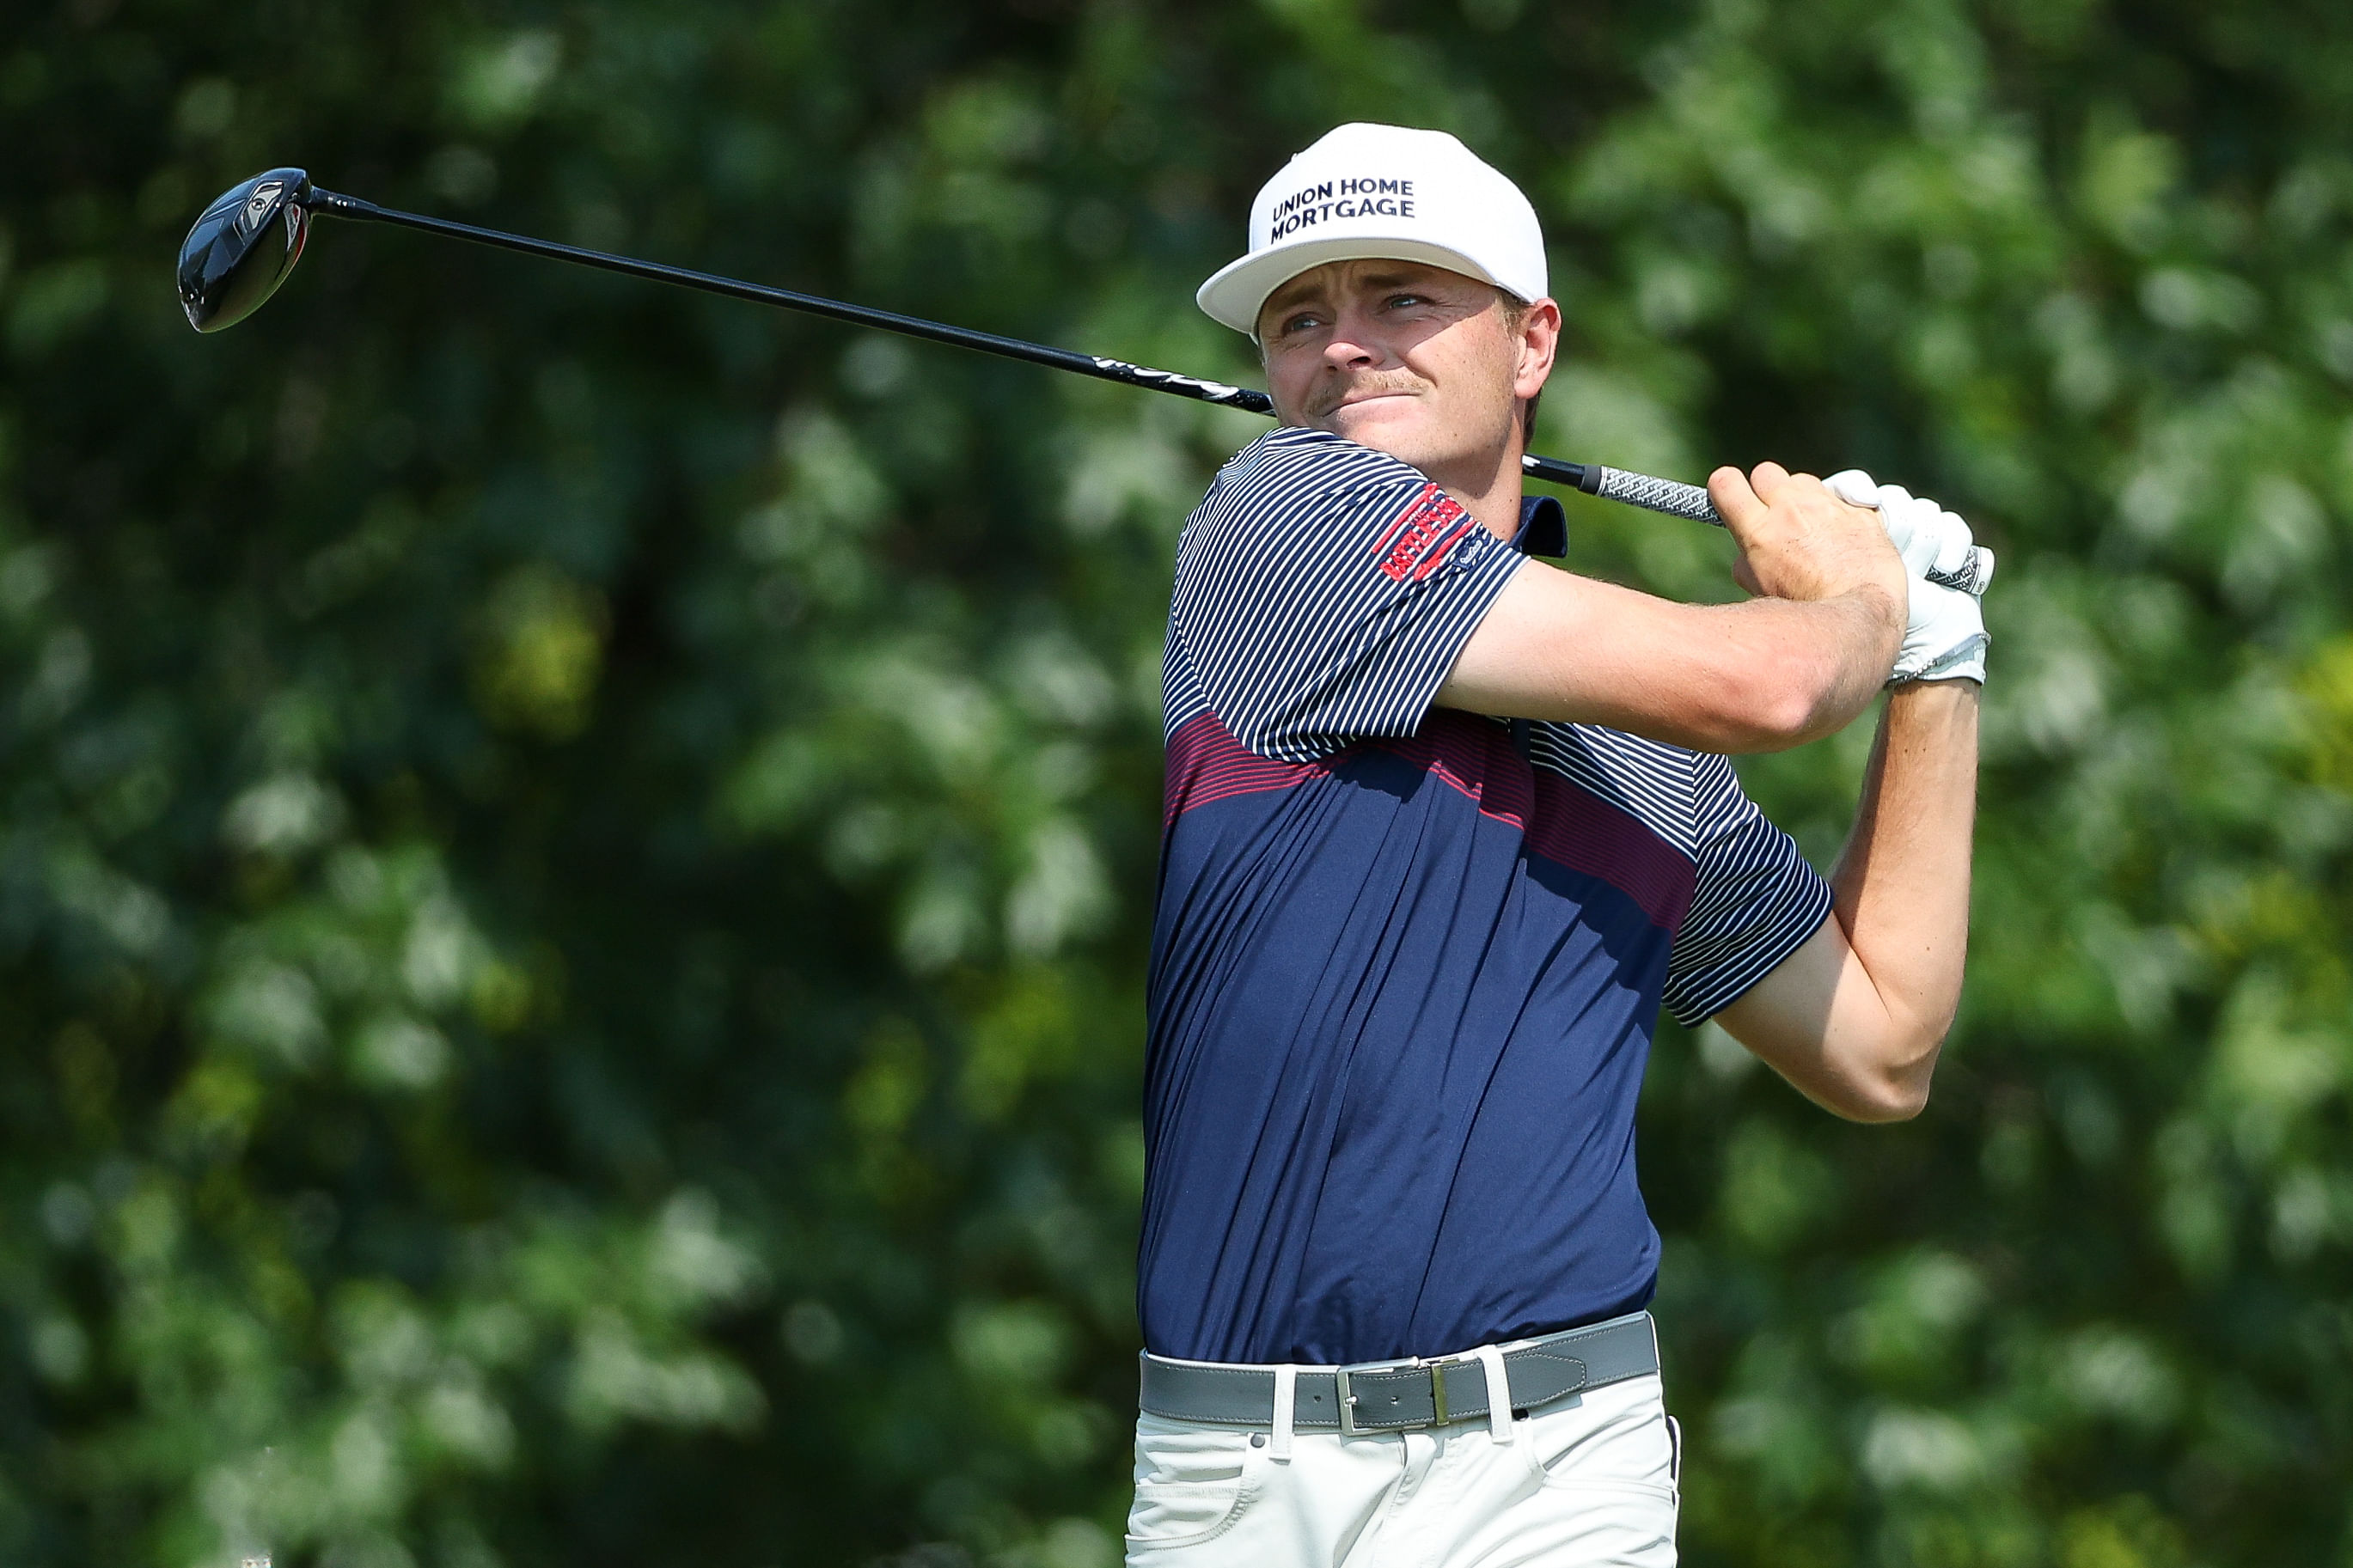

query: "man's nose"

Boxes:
[1322, 313, 1384, 370]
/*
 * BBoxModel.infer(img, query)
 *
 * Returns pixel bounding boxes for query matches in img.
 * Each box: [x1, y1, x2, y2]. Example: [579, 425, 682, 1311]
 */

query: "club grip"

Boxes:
[1588, 467, 1723, 524]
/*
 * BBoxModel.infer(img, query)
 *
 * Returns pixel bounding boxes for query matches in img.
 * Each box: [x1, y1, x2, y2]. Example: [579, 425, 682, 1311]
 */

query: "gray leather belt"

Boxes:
[1139, 1312, 1657, 1437]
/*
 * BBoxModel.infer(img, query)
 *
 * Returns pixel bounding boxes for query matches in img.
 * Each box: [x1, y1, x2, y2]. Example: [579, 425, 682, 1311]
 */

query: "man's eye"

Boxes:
[1279, 313, 1323, 336]
[1384, 293, 1428, 310]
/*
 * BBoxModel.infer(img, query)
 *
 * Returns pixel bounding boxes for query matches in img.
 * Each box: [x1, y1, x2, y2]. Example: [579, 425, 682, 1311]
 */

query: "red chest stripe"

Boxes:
[1164, 711, 1697, 931]
[1164, 712, 1329, 825]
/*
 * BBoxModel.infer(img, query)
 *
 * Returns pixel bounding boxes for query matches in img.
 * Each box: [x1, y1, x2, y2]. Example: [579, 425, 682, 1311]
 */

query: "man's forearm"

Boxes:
[1682, 677, 1977, 1120]
[1579, 587, 1900, 752]
[1830, 680, 1980, 1049]
[1438, 567, 1901, 753]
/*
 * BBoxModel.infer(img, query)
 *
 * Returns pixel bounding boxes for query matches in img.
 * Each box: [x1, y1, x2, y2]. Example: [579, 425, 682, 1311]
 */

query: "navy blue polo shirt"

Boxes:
[1140, 426, 1830, 1368]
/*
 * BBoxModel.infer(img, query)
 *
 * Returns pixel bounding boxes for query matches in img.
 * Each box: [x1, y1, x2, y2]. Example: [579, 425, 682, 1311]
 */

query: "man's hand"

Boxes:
[1710, 461, 1908, 623]
[1824, 471, 1991, 686]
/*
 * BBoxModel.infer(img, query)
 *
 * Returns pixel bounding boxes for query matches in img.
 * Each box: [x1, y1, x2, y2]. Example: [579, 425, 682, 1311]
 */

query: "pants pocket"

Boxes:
[1125, 1418, 1262, 1553]
[1528, 1380, 1678, 1497]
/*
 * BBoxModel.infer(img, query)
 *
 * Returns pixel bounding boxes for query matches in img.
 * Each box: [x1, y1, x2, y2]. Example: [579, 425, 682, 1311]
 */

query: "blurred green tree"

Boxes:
[3, 1, 2351, 1565]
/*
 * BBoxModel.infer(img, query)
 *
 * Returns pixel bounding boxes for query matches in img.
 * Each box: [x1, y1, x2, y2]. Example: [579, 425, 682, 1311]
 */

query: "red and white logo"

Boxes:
[1374, 483, 1474, 583]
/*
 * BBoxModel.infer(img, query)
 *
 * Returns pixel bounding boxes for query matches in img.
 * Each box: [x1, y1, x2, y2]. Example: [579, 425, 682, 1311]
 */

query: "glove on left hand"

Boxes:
[1825, 470, 1990, 686]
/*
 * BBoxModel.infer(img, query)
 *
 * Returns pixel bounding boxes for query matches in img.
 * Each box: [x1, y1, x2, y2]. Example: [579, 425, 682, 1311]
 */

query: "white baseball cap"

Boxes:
[1195, 122, 1548, 335]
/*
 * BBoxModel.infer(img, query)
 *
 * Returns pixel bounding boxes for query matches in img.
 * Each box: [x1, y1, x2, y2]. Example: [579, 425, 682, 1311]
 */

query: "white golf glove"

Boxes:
[1825, 470, 1991, 686]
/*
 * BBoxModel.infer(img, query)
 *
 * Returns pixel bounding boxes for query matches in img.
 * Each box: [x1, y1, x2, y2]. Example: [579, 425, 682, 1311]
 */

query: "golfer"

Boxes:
[1129, 123, 1984, 1565]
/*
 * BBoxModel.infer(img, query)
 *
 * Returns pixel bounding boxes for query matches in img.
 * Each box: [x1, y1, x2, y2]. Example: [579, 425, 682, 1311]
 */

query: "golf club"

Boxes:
[176, 168, 1990, 591]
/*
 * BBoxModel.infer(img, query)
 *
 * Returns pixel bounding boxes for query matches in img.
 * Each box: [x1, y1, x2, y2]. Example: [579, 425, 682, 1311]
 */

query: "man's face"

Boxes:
[1256, 259, 1555, 479]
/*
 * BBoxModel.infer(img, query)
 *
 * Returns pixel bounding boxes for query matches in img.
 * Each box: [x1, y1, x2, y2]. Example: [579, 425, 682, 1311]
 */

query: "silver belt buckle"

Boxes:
[1334, 1357, 1457, 1436]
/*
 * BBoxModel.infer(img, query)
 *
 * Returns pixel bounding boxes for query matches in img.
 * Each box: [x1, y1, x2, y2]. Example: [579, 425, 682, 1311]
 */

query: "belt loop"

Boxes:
[1476, 1345, 1513, 1445]
[1270, 1364, 1297, 1461]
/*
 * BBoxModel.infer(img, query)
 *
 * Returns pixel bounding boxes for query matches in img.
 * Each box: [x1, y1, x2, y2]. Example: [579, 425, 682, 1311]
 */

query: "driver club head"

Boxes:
[177, 168, 313, 333]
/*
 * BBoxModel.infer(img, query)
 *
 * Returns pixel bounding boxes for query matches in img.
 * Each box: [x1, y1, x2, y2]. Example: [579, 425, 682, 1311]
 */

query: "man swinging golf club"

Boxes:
[1130, 122, 1984, 1565]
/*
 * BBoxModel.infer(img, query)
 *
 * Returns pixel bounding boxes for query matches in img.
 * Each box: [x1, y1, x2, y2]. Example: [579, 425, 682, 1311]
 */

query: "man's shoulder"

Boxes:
[1202, 426, 1429, 516]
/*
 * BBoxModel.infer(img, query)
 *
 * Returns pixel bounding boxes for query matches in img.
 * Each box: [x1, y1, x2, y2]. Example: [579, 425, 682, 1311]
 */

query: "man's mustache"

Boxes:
[1308, 375, 1428, 417]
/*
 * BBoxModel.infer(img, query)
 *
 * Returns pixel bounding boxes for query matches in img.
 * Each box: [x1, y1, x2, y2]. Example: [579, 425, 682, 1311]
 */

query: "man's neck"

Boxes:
[1418, 432, 1527, 544]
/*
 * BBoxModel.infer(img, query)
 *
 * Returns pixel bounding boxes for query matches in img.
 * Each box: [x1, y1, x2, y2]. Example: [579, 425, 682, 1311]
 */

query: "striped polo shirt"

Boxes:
[1140, 425, 1830, 1368]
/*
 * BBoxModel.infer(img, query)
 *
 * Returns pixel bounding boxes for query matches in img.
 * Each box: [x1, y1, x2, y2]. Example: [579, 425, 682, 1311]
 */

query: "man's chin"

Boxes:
[1319, 400, 1436, 464]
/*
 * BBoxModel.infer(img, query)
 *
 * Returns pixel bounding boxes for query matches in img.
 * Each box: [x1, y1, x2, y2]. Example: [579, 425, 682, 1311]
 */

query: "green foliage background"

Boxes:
[7, 0, 2353, 1563]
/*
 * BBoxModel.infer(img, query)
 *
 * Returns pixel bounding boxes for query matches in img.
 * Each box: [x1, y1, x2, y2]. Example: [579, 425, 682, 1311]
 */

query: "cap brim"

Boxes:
[1195, 234, 1509, 334]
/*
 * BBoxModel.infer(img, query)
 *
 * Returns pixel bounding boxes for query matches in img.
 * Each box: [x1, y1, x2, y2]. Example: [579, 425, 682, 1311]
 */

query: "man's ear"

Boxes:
[1513, 297, 1562, 400]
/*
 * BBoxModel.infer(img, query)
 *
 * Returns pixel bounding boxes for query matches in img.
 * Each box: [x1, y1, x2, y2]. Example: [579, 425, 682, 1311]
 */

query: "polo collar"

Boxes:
[1512, 493, 1568, 558]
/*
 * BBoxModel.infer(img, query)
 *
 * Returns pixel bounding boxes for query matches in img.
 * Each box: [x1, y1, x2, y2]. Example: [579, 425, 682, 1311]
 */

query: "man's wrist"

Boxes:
[1848, 583, 1907, 668]
[1885, 676, 1982, 713]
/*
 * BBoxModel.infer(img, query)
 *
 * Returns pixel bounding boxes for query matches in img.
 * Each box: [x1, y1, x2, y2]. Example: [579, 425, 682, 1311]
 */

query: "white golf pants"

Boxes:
[1123, 1362, 1679, 1566]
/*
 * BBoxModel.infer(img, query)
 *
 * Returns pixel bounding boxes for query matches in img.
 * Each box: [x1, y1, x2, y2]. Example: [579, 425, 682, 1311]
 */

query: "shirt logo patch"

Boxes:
[1375, 483, 1474, 583]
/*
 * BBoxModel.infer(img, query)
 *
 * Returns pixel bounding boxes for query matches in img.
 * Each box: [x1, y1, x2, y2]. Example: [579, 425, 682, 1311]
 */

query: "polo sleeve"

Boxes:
[1660, 753, 1832, 1025]
[1169, 433, 1525, 762]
